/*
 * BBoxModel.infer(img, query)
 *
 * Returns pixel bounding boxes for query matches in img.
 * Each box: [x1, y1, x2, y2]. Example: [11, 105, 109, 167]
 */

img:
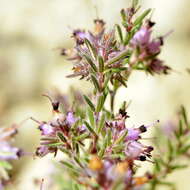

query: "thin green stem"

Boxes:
[110, 87, 119, 115]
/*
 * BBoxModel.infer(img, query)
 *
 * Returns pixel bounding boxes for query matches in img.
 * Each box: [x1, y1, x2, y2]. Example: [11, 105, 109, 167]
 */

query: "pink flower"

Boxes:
[126, 128, 140, 141]
[112, 120, 126, 131]
[125, 125, 147, 141]
[125, 141, 144, 158]
[66, 112, 77, 125]
[131, 27, 151, 46]
[36, 146, 50, 157]
[148, 59, 170, 74]
[39, 123, 55, 136]
[78, 124, 86, 133]
[147, 39, 161, 54]
[0, 142, 20, 160]
[73, 30, 91, 45]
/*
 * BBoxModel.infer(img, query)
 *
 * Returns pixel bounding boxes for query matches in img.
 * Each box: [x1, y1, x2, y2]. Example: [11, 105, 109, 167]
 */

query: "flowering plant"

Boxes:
[30, 0, 190, 190]
[0, 124, 22, 189]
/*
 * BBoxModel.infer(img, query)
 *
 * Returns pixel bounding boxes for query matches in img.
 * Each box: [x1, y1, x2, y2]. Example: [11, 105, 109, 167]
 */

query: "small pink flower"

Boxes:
[125, 141, 144, 158]
[66, 112, 77, 125]
[147, 39, 161, 54]
[36, 146, 51, 157]
[131, 27, 151, 46]
[73, 30, 90, 45]
[0, 142, 20, 160]
[114, 120, 126, 131]
[126, 128, 140, 141]
[39, 124, 54, 136]
[148, 59, 170, 74]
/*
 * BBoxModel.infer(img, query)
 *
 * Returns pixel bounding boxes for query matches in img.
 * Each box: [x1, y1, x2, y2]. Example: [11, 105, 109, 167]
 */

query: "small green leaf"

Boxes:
[60, 160, 80, 176]
[170, 164, 187, 170]
[167, 139, 174, 161]
[84, 39, 97, 59]
[154, 158, 161, 172]
[59, 147, 71, 155]
[134, 9, 151, 25]
[0, 161, 12, 170]
[106, 49, 130, 66]
[99, 138, 108, 158]
[84, 121, 97, 137]
[120, 9, 127, 22]
[115, 130, 128, 144]
[84, 54, 97, 72]
[157, 181, 175, 187]
[60, 160, 75, 169]
[87, 108, 95, 127]
[98, 56, 104, 72]
[96, 94, 107, 112]
[179, 144, 190, 154]
[73, 156, 84, 168]
[110, 153, 125, 159]
[174, 130, 180, 140]
[103, 72, 111, 90]
[47, 142, 63, 147]
[57, 132, 67, 142]
[181, 105, 188, 127]
[74, 133, 89, 141]
[72, 183, 80, 190]
[132, 0, 139, 8]
[116, 75, 127, 88]
[106, 129, 112, 146]
[91, 74, 101, 92]
[71, 119, 81, 130]
[97, 113, 105, 134]
[178, 119, 183, 135]
[41, 137, 57, 141]
[116, 24, 123, 43]
[105, 67, 127, 74]
[124, 32, 132, 45]
[83, 95, 95, 111]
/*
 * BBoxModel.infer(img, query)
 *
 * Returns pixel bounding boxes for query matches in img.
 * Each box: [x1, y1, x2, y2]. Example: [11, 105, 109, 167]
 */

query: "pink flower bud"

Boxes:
[131, 27, 151, 46]
[39, 124, 54, 136]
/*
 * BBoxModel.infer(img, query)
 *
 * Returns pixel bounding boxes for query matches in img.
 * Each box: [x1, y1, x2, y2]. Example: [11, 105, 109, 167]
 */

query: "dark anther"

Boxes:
[139, 155, 146, 161]
[146, 146, 154, 152]
[60, 48, 67, 56]
[16, 149, 24, 157]
[159, 37, 164, 45]
[52, 101, 59, 111]
[94, 19, 105, 25]
[139, 125, 147, 133]
[119, 109, 129, 118]
[119, 108, 126, 116]
[148, 20, 155, 28]
[90, 146, 97, 154]
[42, 94, 59, 111]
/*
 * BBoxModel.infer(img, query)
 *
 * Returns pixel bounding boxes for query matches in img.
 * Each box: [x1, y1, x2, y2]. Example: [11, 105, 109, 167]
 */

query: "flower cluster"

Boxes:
[32, 0, 176, 189]
[149, 106, 190, 190]
[130, 21, 170, 74]
[34, 94, 157, 189]
[62, 1, 170, 81]
[0, 125, 22, 189]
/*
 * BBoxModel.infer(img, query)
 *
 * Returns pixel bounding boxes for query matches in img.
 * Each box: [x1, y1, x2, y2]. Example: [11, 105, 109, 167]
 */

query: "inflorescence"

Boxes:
[30, 1, 190, 190]
[0, 124, 22, 189]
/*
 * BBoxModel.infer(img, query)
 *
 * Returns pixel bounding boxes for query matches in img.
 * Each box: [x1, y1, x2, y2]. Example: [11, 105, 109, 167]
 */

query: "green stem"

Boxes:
[110, 87, 119, 115]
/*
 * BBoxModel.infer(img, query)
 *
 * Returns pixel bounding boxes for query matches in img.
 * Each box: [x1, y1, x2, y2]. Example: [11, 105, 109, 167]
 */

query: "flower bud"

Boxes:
[88, 156, 103, 171]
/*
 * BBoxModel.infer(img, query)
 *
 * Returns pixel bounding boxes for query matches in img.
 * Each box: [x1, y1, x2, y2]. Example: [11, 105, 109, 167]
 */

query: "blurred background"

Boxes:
[0, 0, 190, 189]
